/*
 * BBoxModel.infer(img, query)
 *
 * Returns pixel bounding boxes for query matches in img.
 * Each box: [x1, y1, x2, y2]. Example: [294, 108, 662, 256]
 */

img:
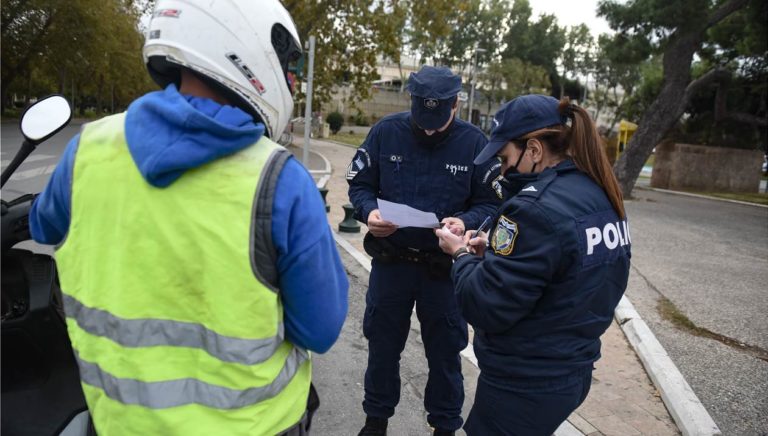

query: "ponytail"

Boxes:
[558, 97, 626, 219]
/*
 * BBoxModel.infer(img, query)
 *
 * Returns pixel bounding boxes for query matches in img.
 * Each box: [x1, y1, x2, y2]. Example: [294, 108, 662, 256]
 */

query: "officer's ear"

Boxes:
[526, 138, 544, 163]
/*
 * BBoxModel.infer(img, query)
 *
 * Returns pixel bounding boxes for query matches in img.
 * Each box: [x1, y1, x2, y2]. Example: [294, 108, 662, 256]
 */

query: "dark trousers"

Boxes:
[362, 260, 468, 431]
[464, 366, 593, 436]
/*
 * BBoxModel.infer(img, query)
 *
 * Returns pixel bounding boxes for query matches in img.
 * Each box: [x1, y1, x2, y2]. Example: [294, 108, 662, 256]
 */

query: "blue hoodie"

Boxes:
[30, 85, 348, 353]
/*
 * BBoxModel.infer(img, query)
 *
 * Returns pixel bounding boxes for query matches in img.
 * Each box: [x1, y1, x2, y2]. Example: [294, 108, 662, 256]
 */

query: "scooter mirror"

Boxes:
[19, 95, 72, 144]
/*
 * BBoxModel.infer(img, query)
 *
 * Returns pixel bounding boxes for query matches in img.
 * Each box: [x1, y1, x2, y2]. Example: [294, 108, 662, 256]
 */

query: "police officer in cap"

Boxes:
[348, 66, 501, 435]
[435, 95, 631, 435]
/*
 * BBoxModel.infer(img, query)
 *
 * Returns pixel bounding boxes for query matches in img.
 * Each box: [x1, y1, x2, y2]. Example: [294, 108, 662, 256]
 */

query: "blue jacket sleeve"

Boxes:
[451, 199, 561, 333]
[347, 125, 380, 224]
[455, 136, 502, 230]
[29, 133, 80, 245]
[272, 157, 349, 353]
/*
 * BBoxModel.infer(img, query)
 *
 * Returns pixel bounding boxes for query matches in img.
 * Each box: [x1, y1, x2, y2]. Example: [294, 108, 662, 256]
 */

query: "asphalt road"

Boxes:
[625, 189, 768, 435]
[1, 120, 80, 199]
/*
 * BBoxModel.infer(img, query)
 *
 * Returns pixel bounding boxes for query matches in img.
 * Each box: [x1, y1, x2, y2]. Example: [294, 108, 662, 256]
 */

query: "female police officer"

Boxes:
[435, 94, 631, 435]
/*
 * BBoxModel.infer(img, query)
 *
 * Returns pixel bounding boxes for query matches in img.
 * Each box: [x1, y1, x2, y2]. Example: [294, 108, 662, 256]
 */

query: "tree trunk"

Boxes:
[614, 31, 700, 197]
[613, 0, 748, 197]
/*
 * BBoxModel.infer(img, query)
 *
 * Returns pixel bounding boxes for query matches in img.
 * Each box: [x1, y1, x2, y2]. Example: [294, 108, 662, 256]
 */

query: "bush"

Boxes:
[326, 111, 344, 134]
[353, 112, 370, 127]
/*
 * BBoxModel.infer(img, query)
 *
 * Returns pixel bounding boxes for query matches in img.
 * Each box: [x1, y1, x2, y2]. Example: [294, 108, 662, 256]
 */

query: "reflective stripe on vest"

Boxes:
[55, 113, 310, 434]
[74, 347, 309, 409]
[63, 294, 282, 365]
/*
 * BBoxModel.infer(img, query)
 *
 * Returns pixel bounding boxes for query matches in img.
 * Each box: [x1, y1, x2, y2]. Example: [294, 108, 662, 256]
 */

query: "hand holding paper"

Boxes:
[377, 199, 441, 229]
[367, 209, 398, 237]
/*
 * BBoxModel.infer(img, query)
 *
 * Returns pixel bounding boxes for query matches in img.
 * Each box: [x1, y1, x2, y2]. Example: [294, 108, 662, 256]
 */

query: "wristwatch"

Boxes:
[452, 246, 470, 261]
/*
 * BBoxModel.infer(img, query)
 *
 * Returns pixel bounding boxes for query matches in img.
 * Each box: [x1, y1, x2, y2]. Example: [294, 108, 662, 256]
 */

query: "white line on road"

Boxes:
[1, 154, 57, 169]
[4, 164, 57, 181]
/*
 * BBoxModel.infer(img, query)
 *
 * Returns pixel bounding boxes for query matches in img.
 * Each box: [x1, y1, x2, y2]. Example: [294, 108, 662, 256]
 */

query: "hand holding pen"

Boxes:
[466, 216, 492, 256]
[472, 216, 492, 239]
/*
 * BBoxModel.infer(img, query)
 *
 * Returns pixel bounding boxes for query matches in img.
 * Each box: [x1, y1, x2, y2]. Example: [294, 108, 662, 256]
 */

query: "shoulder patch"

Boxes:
[482, 161, 502, 184]
[346, 148, 371, 181]
[491, 175, 505, 199]
[491, 215, 518, 256]
[577, 211, 631, 269]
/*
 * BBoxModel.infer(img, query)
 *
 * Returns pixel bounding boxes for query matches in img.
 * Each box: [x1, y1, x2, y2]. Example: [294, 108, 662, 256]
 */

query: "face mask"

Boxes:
[500, 145, 539, 196]
[411, 118, 454, 148]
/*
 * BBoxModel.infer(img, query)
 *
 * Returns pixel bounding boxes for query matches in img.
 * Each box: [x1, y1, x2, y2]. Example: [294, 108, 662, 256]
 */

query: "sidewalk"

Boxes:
[288, 138, 681, 435]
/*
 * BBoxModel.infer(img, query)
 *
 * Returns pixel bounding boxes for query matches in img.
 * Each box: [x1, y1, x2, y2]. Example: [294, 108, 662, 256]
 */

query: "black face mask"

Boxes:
[411, 118, 454, 148]
[500, 145, 539, 196]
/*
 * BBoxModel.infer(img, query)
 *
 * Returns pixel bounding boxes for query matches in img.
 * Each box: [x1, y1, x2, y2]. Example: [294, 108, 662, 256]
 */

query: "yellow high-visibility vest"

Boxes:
[56, 113, 310, 435]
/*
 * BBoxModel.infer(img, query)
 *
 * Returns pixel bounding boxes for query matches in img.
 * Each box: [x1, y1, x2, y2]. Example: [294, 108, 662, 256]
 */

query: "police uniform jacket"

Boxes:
[347, 112, 501, 252]
[452, 159, 631, 378]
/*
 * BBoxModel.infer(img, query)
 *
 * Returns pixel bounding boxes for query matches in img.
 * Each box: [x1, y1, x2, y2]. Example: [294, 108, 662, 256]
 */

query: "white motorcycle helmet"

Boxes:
[144, 0, 302, 138]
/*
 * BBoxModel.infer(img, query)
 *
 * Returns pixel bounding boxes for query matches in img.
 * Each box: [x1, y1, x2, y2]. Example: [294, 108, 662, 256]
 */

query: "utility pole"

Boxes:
[302, 35, 316, 168]
[467, 46, 486, 125]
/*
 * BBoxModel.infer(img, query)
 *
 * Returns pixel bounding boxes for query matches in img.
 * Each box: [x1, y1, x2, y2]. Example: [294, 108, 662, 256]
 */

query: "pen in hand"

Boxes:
[472, 216, 493, 239]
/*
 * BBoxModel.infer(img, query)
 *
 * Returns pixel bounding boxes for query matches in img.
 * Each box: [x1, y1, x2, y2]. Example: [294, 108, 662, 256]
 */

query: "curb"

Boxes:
[615, 296, 722, 436]
[637, 186, 768, 209]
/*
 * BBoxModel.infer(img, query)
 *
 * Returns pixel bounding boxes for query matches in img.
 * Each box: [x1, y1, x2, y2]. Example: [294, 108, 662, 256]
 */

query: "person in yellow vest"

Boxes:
[29, 1, 349, 435]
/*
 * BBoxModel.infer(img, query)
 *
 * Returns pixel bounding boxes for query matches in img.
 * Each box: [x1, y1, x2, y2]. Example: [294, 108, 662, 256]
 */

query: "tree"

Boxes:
[501, 0, 565, 94]
[587, 34, 645, 133]
[478, 58, 550, 117]
[439, 0, 510, 70]
[561, 24, 594, 99]
[598, 0, 760, 197]
[1, 0, 153, 113]
[405, 0, 461, 66]
[284, 1, 405, 108]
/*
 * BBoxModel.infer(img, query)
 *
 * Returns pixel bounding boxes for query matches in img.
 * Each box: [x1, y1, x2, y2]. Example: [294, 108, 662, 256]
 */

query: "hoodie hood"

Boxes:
[125, 84, 264, 187]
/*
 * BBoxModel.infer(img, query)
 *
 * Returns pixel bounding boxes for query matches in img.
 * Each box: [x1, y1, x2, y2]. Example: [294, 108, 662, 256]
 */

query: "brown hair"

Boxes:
[518, 97, 625, 219]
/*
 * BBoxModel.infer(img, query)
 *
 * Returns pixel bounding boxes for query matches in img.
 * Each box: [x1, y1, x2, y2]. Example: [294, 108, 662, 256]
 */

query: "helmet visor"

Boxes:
[272, 24, 303, 95]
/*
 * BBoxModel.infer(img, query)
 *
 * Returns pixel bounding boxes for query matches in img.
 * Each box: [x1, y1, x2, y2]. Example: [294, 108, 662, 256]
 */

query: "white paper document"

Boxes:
[377, 198, 441, 229]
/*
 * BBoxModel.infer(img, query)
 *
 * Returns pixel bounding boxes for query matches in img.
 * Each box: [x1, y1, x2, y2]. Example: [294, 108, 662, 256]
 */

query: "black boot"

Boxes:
[357, 416, 388, 436]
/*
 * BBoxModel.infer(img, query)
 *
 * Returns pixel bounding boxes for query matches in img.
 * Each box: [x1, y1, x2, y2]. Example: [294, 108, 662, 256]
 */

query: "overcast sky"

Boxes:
[530, 0, 614, 37]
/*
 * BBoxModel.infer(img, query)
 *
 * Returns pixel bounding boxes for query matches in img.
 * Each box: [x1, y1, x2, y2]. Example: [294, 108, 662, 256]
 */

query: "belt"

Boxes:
[395, 247, 443, 264]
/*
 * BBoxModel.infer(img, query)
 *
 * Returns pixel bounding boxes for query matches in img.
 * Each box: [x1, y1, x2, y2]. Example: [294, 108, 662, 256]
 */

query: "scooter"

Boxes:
[1, 95, 95, 436]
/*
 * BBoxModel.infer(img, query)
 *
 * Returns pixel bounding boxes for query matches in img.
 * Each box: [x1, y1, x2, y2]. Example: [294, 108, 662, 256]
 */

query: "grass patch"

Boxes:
[657, 295, 768, 362]
[329, 131, 367, 147]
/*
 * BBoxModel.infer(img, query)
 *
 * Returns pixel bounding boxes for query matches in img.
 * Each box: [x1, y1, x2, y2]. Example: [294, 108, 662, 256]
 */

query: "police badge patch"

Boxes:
[491, 215, 518, 256]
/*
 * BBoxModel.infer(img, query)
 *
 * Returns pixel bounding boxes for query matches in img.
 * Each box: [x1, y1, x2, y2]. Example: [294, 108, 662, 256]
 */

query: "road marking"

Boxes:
[4, 163, 58, 181]
[1, 154, 56, 169]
